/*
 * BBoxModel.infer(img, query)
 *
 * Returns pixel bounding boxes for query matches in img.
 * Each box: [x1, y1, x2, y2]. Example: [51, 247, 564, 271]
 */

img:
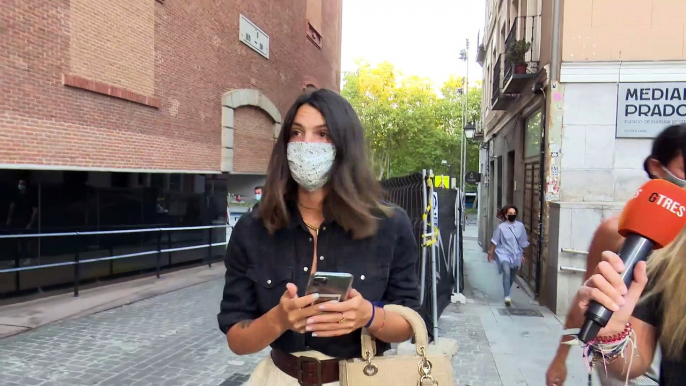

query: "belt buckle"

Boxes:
[297, 356, 323, 386]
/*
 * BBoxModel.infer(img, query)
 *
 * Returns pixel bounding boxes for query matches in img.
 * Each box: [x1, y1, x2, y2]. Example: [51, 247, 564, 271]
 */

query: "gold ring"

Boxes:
[338, 313, 346, 323]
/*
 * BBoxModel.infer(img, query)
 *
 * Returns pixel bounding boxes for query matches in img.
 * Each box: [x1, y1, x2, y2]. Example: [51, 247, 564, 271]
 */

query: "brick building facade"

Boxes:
[1, 0, 342, 173]
[0, 0, 342, 297]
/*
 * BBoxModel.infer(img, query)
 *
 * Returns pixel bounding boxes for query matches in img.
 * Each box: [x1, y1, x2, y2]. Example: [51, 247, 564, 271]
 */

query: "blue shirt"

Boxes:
[491, 220, 530, 268]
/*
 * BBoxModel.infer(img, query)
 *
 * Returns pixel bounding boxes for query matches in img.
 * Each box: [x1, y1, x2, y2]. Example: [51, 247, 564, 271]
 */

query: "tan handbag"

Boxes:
[338, 304, 454, 385]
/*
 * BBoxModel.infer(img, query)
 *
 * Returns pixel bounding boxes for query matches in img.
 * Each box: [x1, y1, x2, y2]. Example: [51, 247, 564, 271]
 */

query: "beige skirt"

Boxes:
[243, 350, 341, 386]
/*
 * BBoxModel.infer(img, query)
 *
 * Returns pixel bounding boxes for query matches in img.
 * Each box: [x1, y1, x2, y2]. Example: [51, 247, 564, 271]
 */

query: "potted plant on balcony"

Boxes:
[506, 39, 531, 75]
[476, 44, 486, 66]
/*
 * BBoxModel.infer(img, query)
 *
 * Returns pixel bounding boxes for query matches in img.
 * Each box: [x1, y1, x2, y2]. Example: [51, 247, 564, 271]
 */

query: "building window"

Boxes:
[307, 23, 323, 48]
[169, 174, 182, 193]
[496, 156, 503, 210]
[524, 111, 542, 159]
[306, 0, 323, 48]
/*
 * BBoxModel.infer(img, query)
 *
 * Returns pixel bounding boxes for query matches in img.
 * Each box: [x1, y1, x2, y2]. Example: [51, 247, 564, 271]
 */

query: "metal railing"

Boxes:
[503, 16, 539, 86]
[558, 248, 588, 274]
[0, 224, 229, 297]
[503, 18, 518, 83]
[491, 55, 502, 104]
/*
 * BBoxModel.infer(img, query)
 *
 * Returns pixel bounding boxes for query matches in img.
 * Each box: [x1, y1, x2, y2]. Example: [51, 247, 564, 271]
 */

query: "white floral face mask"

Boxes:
[287, 142, 336, 192]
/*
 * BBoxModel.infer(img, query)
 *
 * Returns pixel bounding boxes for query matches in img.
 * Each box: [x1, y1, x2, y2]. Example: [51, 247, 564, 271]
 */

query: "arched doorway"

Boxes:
[220, 89, 282, 173]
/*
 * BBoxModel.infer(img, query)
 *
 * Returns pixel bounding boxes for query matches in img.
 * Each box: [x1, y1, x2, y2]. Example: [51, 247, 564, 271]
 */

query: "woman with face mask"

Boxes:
[545, 124, 686, 386]
[217, 89, 420, 385]
[487, 205, 530, 306]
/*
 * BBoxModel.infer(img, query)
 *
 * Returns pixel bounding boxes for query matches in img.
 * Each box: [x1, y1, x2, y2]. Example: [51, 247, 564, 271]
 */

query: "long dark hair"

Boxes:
[258, 89, 389, 239]
[643, 124, 686, 178]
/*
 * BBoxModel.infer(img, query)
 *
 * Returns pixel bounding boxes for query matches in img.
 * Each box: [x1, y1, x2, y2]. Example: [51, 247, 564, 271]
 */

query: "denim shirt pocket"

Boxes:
[246, 266, 293, 312]
[338, 263, 390, 302]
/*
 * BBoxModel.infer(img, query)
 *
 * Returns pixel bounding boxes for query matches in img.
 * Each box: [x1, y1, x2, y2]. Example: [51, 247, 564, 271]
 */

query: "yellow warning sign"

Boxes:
[434, 175, 450, 189]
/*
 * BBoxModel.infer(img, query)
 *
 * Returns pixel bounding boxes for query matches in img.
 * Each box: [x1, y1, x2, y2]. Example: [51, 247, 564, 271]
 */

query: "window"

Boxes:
[306, 0, 323, 48]
[507, 150, 515, 203]
[524, 111, 542, 159]
[496, 156, 503, 210]
[111, 173, 130, 188]
[169, 174, 182, 193]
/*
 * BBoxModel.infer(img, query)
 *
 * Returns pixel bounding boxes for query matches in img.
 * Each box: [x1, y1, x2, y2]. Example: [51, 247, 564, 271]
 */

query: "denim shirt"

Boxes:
[217, 203, 421, 359]
[491, 220, 529, 268]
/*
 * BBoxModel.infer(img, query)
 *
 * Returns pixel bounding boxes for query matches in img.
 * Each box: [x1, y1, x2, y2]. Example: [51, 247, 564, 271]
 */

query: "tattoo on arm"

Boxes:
[237, 320, 254, 329]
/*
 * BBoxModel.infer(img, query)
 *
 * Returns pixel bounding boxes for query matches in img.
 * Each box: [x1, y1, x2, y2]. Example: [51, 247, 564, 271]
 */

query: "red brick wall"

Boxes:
[233, 106, 274, 174]
[0, 0, 342, 172]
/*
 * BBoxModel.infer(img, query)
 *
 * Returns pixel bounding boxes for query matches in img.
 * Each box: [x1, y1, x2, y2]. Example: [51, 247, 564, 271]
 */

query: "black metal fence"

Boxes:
[381, 172, 460, 341]
[0, 225, 227, 298]
[380, 172, 425, 250]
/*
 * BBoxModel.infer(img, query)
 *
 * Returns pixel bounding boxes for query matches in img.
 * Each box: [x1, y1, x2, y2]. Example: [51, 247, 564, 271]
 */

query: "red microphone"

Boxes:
[578, 179, 686, 342]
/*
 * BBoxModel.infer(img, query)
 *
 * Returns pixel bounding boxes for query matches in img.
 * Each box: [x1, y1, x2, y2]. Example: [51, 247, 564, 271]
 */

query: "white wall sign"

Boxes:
[617, 82, 686, 138]
[239, 15, 269, 59]
[432, 192, 439, 224]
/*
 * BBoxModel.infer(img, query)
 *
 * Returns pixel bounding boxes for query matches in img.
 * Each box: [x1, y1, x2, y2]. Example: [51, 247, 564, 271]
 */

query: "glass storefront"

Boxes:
[0, 170, 228, 297]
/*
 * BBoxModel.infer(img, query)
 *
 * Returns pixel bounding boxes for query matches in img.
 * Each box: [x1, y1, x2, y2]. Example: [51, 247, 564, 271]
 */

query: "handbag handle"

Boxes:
[360, 304, 429, 359]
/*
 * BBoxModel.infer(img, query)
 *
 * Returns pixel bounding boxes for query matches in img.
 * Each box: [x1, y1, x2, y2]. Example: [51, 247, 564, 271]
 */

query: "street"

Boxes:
[0, 226, 589, 386]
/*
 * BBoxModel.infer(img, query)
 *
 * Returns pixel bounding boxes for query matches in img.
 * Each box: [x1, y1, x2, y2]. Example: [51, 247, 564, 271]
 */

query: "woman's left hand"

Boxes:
[305, 288, 373, 337]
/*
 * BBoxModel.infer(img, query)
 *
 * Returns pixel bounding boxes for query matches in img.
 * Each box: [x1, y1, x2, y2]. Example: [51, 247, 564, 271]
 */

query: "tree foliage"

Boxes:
[341, 61, 482, 185]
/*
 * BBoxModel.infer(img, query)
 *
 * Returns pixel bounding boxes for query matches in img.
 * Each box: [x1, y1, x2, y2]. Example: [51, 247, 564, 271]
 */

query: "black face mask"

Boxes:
[507, 214, 517, 222]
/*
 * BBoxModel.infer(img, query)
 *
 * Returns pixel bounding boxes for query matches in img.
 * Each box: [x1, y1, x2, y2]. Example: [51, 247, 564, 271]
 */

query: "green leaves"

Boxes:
[341, 61, 482, 181]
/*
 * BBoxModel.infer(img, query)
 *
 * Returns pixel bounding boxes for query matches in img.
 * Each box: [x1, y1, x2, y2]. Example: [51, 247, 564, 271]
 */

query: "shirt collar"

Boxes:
[286, 201, 334, 230]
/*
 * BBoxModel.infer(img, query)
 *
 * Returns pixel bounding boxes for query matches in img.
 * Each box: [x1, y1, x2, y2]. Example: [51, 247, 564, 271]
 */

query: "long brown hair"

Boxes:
[258, 89, 390, 239]
[644, 231, 686, 359]
[641, 124, 686, 359]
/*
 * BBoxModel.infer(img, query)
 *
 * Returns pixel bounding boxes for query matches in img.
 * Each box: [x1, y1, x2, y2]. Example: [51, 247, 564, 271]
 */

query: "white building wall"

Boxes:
[548, 60, 686, 316]
[560, 82, 650, 204]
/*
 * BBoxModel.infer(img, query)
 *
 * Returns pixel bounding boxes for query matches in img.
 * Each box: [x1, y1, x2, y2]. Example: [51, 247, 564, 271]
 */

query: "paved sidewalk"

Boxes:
[0, 264, 225, 338]
[459, 225, 590, 386]
[0, 225, 594, 386]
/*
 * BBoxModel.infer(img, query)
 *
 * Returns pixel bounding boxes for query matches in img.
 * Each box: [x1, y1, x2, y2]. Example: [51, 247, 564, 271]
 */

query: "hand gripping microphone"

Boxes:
[578, 179, 686, 343]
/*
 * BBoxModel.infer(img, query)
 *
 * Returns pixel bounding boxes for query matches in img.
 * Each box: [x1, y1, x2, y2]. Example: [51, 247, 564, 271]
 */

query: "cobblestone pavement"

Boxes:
[0, 275, 501, 386]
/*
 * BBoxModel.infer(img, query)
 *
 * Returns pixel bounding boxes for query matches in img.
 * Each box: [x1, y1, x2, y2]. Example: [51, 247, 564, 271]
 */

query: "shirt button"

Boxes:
[322, 226, 326, 231]
[267, 280, 272, 285]
[309, 237, 313, 242]
[360, 275, 366, 280]
[319, 256, 324, 261]
[303, 267, 309, 272]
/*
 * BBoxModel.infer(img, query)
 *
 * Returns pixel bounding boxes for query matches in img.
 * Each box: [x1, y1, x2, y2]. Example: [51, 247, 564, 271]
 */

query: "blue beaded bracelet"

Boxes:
[365, 301, 386, 328]
[364, 303, 376, 328]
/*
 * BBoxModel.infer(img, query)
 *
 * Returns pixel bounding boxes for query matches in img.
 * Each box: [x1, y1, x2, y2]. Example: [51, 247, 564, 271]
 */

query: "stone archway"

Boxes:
[220, 89, 282, 172]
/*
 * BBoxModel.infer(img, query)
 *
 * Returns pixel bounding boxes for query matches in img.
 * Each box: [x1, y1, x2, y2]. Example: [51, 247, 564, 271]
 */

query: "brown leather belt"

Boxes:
[270, 349, 340, 386]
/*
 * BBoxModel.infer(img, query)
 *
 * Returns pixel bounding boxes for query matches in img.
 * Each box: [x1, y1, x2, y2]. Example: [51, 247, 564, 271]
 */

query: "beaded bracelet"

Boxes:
[584, 323, 636, 386]
[364, 302, 376, 328]
[562, 323, 637, 386]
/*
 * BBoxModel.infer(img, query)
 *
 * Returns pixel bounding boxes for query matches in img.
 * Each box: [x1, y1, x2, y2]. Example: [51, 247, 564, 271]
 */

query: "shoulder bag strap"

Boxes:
[360, 304, 429, 359]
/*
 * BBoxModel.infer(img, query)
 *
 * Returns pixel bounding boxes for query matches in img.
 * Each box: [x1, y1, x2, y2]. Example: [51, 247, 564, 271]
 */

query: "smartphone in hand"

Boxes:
[305, 272, 354, 306]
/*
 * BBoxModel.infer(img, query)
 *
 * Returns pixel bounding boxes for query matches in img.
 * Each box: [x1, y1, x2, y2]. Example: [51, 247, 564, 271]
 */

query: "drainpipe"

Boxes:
[551, 0, 562, 80]
[536, 104, 546, 296]
[535, 0, 563, 296]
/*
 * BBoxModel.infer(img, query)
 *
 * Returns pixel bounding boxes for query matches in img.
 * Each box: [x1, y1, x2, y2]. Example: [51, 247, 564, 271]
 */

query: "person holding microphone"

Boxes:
[546, 125, 686, 386]
[555, 161, 686, 385]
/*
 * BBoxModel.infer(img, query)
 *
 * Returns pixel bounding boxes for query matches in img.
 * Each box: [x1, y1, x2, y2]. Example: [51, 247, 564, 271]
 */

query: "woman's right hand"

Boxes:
[275, 283, 324, 334]
[577, 251, 649, 335]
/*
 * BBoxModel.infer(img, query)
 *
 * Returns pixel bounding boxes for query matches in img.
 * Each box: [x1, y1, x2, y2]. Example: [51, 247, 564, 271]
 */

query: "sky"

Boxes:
[341, 0, 486, 89]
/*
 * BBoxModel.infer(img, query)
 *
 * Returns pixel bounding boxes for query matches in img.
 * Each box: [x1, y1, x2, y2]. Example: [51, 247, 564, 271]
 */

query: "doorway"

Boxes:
[521, 111, 542, 291]
[507, 150, 515, 204]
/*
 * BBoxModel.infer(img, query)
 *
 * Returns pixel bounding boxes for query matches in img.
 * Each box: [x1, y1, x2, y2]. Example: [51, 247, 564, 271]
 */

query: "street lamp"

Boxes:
[463, 123, 476, 139]
[458, 39, 470, 207]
